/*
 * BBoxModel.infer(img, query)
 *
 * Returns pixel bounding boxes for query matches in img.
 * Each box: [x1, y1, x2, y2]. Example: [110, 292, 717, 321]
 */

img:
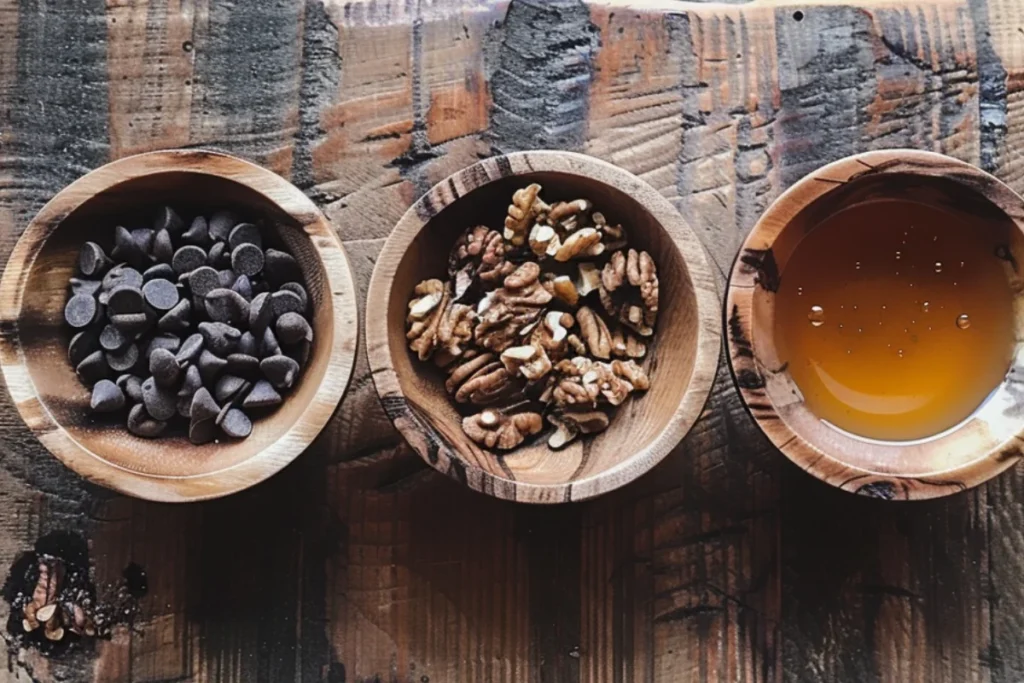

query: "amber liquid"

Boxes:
[774, 198, 1016, 441]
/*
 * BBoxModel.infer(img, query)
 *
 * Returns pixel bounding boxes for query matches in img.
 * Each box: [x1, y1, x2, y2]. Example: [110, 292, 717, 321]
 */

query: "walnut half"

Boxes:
[463, 409, 543, 450]
[547, 410, 610, 449]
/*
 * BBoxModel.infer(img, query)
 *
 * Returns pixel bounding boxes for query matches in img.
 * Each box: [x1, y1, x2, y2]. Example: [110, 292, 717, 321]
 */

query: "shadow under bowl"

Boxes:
[366, 151, 721, 503]
[0, 150, 359, 501]
[726, 149, 1024, 500]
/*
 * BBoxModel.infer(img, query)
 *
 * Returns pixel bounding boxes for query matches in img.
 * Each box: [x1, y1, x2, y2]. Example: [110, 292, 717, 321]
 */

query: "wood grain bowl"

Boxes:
[366, 151, 721, 503]
[0, 150, 359, 502]
[726, 149, 1024, 500]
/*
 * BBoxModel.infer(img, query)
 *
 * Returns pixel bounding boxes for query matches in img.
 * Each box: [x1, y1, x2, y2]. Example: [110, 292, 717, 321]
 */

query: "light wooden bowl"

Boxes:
[0, 150, 359, 502]
[727, 149, 1024, 500]
[366, 151, 720, 503]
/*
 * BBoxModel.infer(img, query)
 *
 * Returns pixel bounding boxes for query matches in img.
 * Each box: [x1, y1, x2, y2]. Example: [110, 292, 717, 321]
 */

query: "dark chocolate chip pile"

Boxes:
[64, 206, 314, 444]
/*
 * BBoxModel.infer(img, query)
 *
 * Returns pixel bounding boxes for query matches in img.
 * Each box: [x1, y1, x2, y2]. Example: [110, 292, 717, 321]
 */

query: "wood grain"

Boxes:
[0, 0, 1022, 681]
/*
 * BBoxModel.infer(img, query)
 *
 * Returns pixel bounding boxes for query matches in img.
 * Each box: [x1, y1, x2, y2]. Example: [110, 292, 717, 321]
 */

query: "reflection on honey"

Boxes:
[773, 198, 1016, 441]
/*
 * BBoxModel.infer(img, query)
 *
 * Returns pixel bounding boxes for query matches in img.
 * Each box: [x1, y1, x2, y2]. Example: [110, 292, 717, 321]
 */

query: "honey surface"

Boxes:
[773, 198, 1016, 441]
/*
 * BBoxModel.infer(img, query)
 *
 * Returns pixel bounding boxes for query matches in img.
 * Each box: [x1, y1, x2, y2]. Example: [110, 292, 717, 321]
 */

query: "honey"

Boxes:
[773, 198, 1016, 441]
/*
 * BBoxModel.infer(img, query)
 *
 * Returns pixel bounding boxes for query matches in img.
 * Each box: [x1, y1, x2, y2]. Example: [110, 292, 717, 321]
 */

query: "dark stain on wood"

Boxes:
[488, 0, 599, 153]
[855, 481, 898, 499]
[728, 303, 753, 358]
[293, 0, 342, 193]
[739, 248, 780, 292]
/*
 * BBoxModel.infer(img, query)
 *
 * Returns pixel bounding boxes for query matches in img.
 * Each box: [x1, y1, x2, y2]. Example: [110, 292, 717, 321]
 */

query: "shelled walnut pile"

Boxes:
[405, 183, 659, 452]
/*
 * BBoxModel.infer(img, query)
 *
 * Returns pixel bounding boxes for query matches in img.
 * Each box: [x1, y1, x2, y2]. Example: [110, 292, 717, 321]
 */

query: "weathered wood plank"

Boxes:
[0, 0, 1022, 681]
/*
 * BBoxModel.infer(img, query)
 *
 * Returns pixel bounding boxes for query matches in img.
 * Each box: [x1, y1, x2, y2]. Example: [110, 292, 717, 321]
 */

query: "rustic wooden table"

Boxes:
[0, 0, 1022, 681]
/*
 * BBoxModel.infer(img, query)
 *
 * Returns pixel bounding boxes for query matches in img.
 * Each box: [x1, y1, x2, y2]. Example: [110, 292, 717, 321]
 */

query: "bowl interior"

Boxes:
[18, 171, 335, 478]
[745, 171, 1024, 475]
[385, 171, 700, 487]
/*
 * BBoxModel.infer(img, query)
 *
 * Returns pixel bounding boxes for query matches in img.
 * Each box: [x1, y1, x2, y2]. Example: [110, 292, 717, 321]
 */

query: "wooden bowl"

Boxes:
[0, 150, 359, 502]
[366, 151, 720, 503]
[727, 149, 1024, 500]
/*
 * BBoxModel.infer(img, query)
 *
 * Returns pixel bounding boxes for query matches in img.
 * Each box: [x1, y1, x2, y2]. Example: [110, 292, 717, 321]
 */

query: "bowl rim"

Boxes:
[0, 149, 359, 502]
[725, 148, 1024, 500]
[365, 150, 721, 503]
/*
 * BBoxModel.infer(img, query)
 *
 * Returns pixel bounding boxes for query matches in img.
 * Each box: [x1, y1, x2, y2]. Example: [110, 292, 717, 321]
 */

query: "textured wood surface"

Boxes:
[0, 0, 1022, 681]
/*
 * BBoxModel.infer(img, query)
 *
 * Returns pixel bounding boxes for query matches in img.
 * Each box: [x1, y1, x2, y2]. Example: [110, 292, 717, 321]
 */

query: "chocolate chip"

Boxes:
[276, 312, 313, 345]
[90, 380, 125, 413]
[182, 216, 212, 248]
[109, 312, 150, 336]
[249, 292, 273, 334]
[177, 364, 203, 398]
[205, 288, 249, 325]
[280, 282, 308, 312]
[176, 333, 204, 364]
[146, 334, 181, 358]
[107, 285, 145, 315]
[197, 350, 228, 384]
[207, 241, 227, 267]
[264, 249, 301, 286]
[208, 210, 238, 242]
[217, 269, 237, 289]
[214, 375, 248, 403]
[112, 226, 148, 269]
[243, 379, 282, 409]
[286, 339, 312, 369]
[130, 228, 155, 255]
[106, 343, 140, 373]
[101, 264, 143, 296]
[237, 331, 257, 356]
[172, 245, 207, 274]
[226, 353, 260, 376]
[69, 329, 100, 366]
[149, 348, 182, 388]
[153, 205, 184, 236]
[117, 374, 144, 403]
[64, 294, 100, 329]
[152, 228, 174, 263]
[187, 266, 220, 297]
[76, 350, 110, 385]
[70, 278, 102, 297]
[190, 387, 220, 422]
[260, 355, 299, 390]
[270, 290, 304, 318]
[158, 298, 191, 333]
[144, 263, 176, 282]
[79, 242, 112, 277]
[228, 223, 262, 250]
[141, 376, 177, 421]
[142, 278, 180, 311]
[99, 324, 129, 352]
[128, 403, 167, 438]
[232, 274, 253, 301]
[189, 417, 217, 445]
[198, 322, 240, 356]
[231, 243, 264, 277]
[220, 408, 252, 439]
[260, 328, 281, 358]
